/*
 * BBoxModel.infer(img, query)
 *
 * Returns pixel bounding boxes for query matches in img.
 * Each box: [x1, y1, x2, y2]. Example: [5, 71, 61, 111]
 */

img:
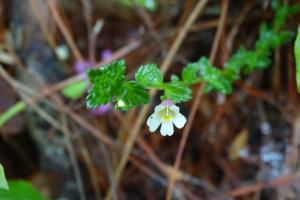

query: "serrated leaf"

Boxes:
[61, 81, 88, 100]
[256, 24, 293, 51]
[0, 164, 8, 190]
[295, 26, 300, 93]
[198, 57, 232, 94]
[135, 63, 163, 87]
[116, 81, 149, 110]
[164, 82, 192, 103]
[86, 60, 126, 109]
[182, 62, 199, 83]
[0, 180, 47, 200]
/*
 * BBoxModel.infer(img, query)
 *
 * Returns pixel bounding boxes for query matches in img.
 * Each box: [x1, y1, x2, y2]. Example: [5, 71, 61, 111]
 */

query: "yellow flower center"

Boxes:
[158, 106, 176, 123]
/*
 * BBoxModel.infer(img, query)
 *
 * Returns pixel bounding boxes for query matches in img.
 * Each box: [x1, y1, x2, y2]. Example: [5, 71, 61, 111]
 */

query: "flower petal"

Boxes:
[172, 113, 186, 129]
[160, 121, 174, 136]
[154, 105, 165, 112]
[147, 113, 161, 132]
[170, 105, 179, 113]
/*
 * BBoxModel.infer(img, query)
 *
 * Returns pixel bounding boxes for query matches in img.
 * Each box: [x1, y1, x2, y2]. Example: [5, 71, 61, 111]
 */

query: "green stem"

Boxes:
[0, 101, 26, 127]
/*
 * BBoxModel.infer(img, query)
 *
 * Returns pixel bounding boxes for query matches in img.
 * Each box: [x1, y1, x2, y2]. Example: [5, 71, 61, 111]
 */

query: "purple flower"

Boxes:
[74, 60, 93, 74]
[90, 103, 112, 116]
[101, 49, 113, 61]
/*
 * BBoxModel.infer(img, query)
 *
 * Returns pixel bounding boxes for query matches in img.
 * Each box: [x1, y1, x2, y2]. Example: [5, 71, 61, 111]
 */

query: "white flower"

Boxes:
[146, 100, 187, 136]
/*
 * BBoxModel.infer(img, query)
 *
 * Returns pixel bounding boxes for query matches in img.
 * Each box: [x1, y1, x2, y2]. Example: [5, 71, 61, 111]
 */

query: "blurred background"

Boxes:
[0, 0, 300, 199]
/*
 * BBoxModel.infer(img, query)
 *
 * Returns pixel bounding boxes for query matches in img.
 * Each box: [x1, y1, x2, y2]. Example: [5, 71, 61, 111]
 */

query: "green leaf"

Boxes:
[198, 57, 232, 94]
[182, 62, 199, 84]
[0, 164, 8, 190]
[61, 81, 88, 100]
[164, 82, 192, 103]
[135, 63, 163, 87]
[0, 180, 47, 200]
[86, 60, 126, 109]
[256, 24, 293, 51]
[272, 1, 289, 31]
[272, 1, 300, 31]
[223, 54, 242, 82]
[116, 81, 149, 110]
[294, 26, 300, 93]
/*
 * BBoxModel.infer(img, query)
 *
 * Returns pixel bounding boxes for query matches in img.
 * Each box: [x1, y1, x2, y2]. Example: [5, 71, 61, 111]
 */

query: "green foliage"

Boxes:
[256, 24, 293, 52]
[135, 63, 163, 87]
[0, 164, 8, 190]
[61, 81, 88, 100]
[294, 26, 300, 93]
[272, 0, 300, 31]
[226, 47, 271, 75]
[0, 180, 47, 200]
[197, 57, 232, 94]
[182, 62, 200, 84]
[85, 0, 300, 110]
[86, 60, 150, 110]
[86, 60, 126, 109]
[116, 81, 149, 110]
[163, 82, 192, 103]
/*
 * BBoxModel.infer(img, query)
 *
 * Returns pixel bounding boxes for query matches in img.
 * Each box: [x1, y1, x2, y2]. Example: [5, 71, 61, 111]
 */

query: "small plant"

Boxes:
[86, 1, 300, 136]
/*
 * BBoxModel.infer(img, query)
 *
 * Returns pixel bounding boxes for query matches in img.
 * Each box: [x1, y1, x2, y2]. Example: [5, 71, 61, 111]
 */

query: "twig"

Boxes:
[89, 19, 104, 63]
[28, 0, 57, 49]
[46, 0, 84, 61]
[104, 1, 209, 199]
[62, 116, 87, 200]
[98, 143, 116, 200]
[77, 136, 103, 200]
[134, 5, 161, 42]
[226, 4, 253, 54]
[209, 0, 229, 63]
[214, 171, 300, 200]
[0, 64, 87, 200]
[160, 0, 209, 75]
[165, 0, 228, 199]
[287, 46, 299, 170]
[80, 0, 104, 63]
